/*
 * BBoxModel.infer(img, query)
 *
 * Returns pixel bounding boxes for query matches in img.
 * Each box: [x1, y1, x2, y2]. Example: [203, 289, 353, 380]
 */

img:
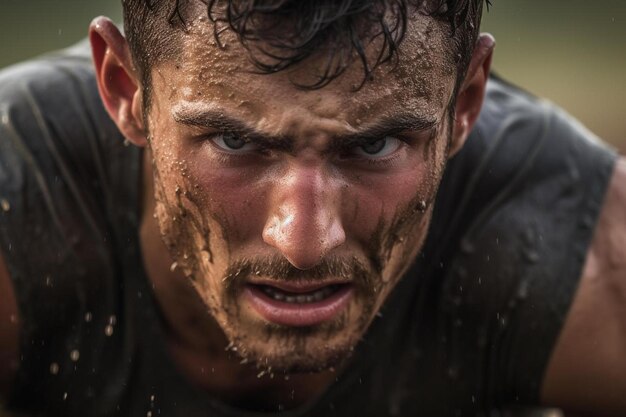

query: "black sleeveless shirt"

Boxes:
[0, 42, 617, 416]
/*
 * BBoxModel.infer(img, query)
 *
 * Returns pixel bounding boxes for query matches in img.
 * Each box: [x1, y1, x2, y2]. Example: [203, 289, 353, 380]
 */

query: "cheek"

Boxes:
[342, 162, 435, 245]
[183, 154, 271, 247]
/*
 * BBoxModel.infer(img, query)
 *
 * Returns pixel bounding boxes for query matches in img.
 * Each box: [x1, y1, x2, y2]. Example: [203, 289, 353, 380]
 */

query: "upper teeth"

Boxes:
[262, 286, 336, 303]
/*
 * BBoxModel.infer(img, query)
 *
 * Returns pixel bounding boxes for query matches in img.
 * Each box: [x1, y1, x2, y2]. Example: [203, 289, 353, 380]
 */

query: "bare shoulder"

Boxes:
[542, 157, 626, 416]
[0, 250, 19, 402]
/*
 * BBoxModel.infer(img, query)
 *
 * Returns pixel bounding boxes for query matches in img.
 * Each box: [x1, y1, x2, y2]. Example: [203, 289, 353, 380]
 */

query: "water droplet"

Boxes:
[150, 395, 156, 402]
[70, 350, 80, 362]
[1, 199, 10, 212]
[50, 362, 60, 375]
[105, 325, 114, 336]
[147, 412, 152, 417]
[63, 392, 68, 400]
[84, 312, 92, 323]
[170, 262, 178, 272]
[109, 315, 117, 326]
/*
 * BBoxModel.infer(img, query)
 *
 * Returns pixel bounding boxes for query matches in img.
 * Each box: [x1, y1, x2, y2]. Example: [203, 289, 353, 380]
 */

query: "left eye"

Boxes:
[210, 132, 259, 153]
[352, 137, 402, 158]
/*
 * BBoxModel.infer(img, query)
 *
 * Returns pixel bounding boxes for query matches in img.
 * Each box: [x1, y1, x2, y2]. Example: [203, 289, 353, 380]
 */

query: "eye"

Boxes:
[210, 132, 258, 153]
[352, 137, 402, 158]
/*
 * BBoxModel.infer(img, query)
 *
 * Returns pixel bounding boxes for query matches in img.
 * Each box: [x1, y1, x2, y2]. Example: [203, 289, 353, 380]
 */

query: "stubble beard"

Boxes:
[217, 256, 382, 374]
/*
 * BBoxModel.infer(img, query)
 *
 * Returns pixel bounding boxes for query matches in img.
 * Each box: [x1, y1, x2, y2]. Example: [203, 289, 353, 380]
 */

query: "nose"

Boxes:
[262, 162, 346, 270]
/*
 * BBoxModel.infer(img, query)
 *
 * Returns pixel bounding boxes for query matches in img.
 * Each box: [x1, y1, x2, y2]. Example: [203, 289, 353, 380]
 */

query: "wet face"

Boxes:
[145, 11, 456, 373]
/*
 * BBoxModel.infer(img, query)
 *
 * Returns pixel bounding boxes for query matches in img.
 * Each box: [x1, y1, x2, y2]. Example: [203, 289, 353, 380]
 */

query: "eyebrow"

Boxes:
[340, 113, 438, 146]
[172, 106, 439, 150]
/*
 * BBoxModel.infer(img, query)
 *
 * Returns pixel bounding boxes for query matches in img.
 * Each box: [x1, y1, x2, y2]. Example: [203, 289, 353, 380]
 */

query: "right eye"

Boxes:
[210, 132, 259, 153]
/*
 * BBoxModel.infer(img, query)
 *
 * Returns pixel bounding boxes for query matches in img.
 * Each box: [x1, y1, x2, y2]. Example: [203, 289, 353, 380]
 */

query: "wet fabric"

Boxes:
[0, 42, 617, 417]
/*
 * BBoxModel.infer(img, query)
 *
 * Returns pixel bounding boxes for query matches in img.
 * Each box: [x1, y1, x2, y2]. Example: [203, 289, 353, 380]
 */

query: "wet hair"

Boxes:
[122, 0, 490, 105]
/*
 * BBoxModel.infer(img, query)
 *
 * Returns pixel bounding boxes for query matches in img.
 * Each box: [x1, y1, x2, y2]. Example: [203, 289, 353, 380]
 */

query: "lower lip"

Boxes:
[243, 285, 353, 327]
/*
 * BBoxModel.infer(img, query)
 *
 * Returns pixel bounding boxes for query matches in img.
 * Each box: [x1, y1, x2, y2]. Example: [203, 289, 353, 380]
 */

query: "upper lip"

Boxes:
[246, 279, 351, 294]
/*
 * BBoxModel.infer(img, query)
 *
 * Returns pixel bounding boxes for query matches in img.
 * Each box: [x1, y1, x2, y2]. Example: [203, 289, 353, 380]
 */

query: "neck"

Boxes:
[138, 149, 337, 411]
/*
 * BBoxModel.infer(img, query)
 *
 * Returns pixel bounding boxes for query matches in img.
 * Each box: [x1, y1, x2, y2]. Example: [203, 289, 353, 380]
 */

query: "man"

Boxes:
[0, 0, 624, 415]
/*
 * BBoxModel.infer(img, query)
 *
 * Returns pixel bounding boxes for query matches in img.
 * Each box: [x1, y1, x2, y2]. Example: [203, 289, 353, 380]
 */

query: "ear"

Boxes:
[448, 33, 495, 157]
[89, 16, 148, 147]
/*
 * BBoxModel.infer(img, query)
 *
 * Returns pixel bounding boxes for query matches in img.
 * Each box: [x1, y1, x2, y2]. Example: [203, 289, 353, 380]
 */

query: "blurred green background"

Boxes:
[0, 0, 624, 151]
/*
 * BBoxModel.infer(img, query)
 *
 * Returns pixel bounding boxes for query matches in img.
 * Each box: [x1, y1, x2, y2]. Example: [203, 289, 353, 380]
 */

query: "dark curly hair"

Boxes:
[122, 0, 490, 105]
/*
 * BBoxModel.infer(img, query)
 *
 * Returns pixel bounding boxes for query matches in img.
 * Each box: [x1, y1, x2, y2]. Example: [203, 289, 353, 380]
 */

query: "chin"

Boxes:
[239, 341, 355, 375]
[217, 306, 370, 374]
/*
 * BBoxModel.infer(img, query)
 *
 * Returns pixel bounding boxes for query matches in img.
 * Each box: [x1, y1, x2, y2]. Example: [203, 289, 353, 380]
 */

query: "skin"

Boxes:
[0, 5, 624, 417]
[542, 158, 626, 416]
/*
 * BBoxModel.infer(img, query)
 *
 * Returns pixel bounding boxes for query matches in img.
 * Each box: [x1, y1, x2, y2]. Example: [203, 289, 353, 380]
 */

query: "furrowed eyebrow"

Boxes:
[172, 107, 290, 149]
[336, 113, 439, 147]
[173, 106, 438, 150]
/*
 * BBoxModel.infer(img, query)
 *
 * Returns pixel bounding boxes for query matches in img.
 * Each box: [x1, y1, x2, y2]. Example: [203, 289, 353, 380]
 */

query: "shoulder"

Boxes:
[0, 39, 94, 106]
[0, 43, 97, 404]
[0, 43, 135, 411]
[426, 75, 619, 406]
[0, 40, 117, 159]
[542, 157, 626, 415]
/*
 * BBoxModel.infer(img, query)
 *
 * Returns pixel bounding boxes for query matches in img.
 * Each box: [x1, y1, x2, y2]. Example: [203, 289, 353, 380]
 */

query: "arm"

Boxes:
[0, 251, 19, 402]
[542, 157, 626, 416]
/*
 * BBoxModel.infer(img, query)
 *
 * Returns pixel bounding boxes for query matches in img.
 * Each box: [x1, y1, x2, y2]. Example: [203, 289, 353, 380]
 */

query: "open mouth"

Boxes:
[258, 284, 343, 304]
[243, 282, 353, 327]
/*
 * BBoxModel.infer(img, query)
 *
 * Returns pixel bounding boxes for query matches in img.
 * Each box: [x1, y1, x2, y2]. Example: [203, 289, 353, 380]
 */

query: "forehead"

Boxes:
[149, 10, 456, 135]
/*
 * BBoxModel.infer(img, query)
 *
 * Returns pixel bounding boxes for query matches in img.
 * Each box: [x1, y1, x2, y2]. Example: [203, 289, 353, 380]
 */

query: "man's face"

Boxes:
[145, 11, 456, 373]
